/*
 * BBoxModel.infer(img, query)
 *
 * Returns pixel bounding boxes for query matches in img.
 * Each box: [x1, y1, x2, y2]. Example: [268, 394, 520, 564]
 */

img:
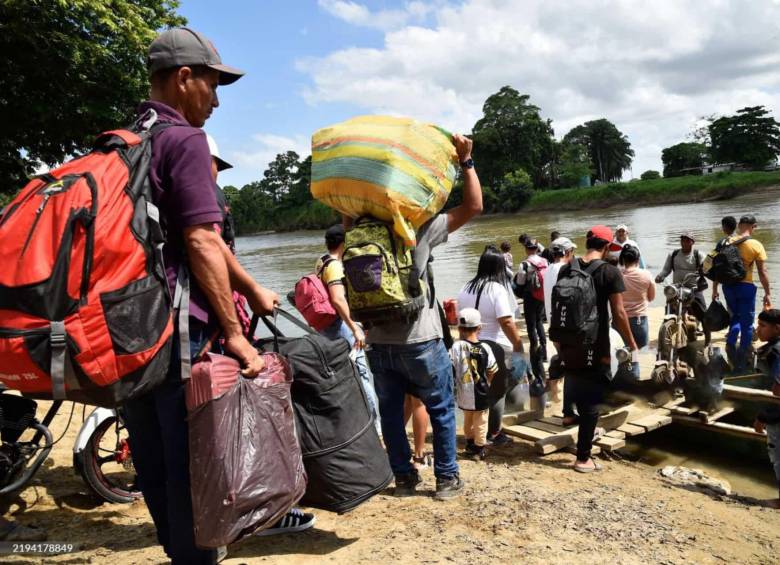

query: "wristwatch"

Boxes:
[460, 157, 475, 169]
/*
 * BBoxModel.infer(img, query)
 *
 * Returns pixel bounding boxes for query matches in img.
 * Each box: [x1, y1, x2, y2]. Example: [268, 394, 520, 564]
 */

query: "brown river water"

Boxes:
[236, 187, 780, 498]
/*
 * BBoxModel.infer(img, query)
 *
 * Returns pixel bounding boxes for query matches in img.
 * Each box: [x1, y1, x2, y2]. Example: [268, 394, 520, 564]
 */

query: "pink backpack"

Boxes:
[526, 255, 549, 302]
[294, 256, 338, 331]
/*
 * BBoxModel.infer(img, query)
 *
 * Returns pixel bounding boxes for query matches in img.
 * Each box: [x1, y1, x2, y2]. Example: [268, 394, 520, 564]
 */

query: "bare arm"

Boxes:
[609, 293, 638, 352]
[498, 316, 524, 353]
[327, 283, 365, 348]
[655, 253, 673, 283]
[757, 259, 772, 308]
[712, 281, 720, 301]
[184, 225, 263, 375]
[446, 134, 483, 234]
[647, 277, 656, 302]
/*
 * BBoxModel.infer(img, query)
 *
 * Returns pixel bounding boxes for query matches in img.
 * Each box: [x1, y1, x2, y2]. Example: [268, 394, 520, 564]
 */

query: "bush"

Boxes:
[641, 170, 661, 180]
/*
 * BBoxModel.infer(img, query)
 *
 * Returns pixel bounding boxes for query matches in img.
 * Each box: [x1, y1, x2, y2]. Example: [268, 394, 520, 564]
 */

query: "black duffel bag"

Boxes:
[252, 308, 392, 513]
[703, 299, 731, 332]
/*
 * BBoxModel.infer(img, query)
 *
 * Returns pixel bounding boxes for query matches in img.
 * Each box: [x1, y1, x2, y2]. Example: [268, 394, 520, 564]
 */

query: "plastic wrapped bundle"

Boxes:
[311, 115, 458, 247]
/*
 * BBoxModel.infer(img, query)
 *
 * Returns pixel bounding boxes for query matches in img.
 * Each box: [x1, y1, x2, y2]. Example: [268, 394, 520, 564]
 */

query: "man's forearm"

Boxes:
[331, 295, 356, 332]
[759, 267, 771, 298]
[185, 229, 242, 338]
[614, 310, 638, 351]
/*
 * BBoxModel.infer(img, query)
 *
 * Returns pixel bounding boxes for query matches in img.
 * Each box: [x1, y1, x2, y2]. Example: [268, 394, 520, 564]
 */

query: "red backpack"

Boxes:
[294, 256, 338, 331]
[0, 116, 173, 406]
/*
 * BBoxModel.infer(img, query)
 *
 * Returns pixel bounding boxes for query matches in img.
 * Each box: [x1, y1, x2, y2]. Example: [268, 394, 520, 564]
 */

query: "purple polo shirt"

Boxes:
[139, 100, 223, 325]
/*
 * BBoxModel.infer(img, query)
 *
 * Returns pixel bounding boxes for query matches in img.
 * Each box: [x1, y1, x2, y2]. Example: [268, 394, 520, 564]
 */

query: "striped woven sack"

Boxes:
[310, 115, 458, 247]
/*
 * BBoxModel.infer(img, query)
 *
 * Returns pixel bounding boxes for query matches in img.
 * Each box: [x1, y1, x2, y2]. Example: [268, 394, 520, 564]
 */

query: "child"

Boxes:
[754, 308, 780, 509]
[450, 308, 499, 460]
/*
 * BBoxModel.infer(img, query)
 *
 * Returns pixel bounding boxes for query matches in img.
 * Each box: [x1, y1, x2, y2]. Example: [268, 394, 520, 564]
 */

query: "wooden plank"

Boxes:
[524, 420, 567, 434]
[661, 397, 687, 410]
[503, 424, 552, 442]
[597, 409, 631, 430]
[503, 410, 544, 427]
[672, 415, 766, 441]
[699, 406, 734, 423]
[617, 423, 647, 437]
[605, 430, 626, 440]
[540, 416, 565, 427]
[535, 434, 575, 454]
[631, 414, 672, 431]
[595, 435, 626, 451]
[723, 384, 780, 405]
[669, 405, 698, 416]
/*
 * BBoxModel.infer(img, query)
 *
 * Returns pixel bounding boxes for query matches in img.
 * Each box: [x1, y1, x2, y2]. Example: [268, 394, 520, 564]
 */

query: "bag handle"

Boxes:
[250, 307, 316, 351]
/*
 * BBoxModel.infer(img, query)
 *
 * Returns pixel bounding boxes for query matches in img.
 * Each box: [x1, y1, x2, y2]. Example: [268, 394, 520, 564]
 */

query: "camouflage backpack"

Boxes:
[342, 218, 427, 328]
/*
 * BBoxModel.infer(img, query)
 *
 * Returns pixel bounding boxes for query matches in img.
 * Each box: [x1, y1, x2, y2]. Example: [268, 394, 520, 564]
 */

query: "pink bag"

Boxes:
[186, 352, 307, 548]
[294, 272, 338, 331]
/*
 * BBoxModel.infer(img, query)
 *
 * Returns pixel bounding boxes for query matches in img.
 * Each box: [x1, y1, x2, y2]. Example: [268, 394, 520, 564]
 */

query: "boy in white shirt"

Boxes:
[450, 308, 499, 460]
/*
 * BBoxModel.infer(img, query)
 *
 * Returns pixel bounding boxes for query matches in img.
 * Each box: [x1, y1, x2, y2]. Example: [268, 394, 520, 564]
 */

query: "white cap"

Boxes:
[458, 308, 481, 328]
[551, 237, 577, 252]
[205, 133, 233, 171]
[616, 224, 629, 232]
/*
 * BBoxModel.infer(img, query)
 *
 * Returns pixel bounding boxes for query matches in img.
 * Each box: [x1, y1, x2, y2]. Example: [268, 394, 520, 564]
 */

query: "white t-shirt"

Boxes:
[544, 261, 565, 317]
[457, 281, 515, 349]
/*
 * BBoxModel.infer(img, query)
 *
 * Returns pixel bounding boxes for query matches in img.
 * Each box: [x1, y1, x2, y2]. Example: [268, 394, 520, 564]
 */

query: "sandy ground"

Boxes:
[3, 306, 780, 564]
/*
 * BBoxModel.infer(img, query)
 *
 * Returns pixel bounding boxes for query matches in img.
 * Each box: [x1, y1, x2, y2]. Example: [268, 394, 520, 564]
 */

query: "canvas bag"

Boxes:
[342, 218, 427, 329]
[703, 236, 749, 284]
[253, 309, 393, 513]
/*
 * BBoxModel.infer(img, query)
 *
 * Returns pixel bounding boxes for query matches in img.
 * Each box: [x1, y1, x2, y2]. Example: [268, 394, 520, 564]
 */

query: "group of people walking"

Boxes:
[3, 24, 777, 564]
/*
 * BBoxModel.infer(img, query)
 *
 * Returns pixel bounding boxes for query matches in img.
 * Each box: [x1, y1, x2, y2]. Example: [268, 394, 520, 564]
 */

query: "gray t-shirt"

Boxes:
[366, 214, 449, 345]
[658, 249, 702, 284]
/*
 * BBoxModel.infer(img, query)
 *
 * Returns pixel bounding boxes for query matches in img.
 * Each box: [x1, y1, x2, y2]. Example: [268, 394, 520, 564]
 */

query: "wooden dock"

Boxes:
[501, 383, 773, 455]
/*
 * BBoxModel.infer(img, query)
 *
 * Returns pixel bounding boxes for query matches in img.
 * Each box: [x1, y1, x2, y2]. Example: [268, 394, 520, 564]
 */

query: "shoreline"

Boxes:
[5, 306, 780, 563]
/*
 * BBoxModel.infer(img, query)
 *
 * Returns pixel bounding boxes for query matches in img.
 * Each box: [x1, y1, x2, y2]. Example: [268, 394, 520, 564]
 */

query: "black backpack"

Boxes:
[549, 259, 604, 347]
[253, 309, 393, 513]
[703, 236, 749, 284]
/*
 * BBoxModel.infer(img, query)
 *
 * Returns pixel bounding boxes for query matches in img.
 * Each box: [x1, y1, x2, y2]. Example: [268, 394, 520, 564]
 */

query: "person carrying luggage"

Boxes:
[314, 224, 380, 432]
[122, 28, 307, 565]
[711, 215, 772, 372]
[363, 134, 483, 500]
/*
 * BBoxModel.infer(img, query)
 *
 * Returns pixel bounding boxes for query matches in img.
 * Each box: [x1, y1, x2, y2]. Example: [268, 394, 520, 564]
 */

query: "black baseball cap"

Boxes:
[148, 27, 245, 85]
[325, 224, 345, 248]
[738, 215, 757, 226]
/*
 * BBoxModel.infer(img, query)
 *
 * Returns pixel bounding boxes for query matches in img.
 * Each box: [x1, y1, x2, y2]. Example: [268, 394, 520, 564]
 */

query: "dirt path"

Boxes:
[4, 306, 780, 564]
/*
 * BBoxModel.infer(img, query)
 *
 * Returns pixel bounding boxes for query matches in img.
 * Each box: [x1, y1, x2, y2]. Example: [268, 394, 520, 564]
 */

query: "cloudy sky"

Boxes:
[182, 0, 780, 188]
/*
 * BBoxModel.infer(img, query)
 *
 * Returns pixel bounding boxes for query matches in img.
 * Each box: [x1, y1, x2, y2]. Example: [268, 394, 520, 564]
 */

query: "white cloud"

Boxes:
[317, 0, 433, 31]
[301, 0, 780, 177]
[229, 133, 311, 180]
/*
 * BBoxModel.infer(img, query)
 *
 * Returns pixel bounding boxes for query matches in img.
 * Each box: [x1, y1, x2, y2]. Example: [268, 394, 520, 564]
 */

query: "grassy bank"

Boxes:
[525, 170, 780, 212]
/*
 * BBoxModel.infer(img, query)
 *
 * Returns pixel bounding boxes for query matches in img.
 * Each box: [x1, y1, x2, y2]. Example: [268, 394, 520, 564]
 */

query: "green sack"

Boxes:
[343, 219, 427, 328]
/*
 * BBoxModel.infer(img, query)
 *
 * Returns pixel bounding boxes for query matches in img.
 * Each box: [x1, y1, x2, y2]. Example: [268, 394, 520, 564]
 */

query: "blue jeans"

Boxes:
[367, 339, 458, 479]
[123, 320, 216, 565]
[628, 316, 649, 349]
[321, 318, 380, 433]
[723, 282, 757, 365]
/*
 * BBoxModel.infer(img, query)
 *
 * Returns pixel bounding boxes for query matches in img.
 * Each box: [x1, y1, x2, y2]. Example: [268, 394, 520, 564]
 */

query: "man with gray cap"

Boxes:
[122, 28, 282, 564]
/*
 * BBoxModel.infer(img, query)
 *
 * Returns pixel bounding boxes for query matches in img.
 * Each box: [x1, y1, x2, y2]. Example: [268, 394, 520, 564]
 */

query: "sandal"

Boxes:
[574, 460, 603, 473]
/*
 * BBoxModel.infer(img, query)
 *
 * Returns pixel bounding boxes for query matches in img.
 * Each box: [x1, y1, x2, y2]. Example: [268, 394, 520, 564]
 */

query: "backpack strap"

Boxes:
[316, 254, 335, 279]
[173, 265, 192, 381]
[671, 249, 680, 270]
[49, 321, 72, 400]
[582, 259, 606, 276]
[694, 249, 702, 271]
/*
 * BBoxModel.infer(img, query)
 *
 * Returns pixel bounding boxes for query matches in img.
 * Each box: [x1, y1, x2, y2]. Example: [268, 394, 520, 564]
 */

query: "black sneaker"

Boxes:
[487, 432, 514, 447]
[435, 474, 464, 500]
[464, 442, 482, 456]
[254, 508, 315, 537]
[394, 470, 422, 497]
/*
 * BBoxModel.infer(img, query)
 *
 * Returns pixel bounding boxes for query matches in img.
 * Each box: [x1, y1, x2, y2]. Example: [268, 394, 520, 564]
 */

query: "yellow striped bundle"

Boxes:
[310, 115, 458, 247]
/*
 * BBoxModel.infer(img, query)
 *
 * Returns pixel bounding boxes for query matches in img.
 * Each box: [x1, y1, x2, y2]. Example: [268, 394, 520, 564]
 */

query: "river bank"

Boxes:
[4, 304, 780, 564]
[525, 170, 780, 212]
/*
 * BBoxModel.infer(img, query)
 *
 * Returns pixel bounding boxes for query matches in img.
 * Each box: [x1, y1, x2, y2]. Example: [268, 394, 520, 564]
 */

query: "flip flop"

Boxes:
[574, 461, 603, 473]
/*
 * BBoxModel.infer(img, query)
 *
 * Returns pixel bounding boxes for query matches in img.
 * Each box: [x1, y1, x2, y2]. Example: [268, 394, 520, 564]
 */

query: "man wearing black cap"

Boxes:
[712, 215, 772, 371]
[121, 28, 287, 564]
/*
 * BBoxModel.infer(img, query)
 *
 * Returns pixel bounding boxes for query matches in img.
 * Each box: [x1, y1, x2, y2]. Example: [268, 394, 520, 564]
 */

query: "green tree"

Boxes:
[494, 169, 533, 212]
[557, 141, 592, 187]
[259, 151, 301, 204]
[563, 119, 634, 183]
[708, 106, 780, 168]
[280, 155, 312, 207]
[471, 86, 556, 189]
[661, 142, 708, 177]
[640, 170, 661, 180]
[0, 0, 185, 194]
